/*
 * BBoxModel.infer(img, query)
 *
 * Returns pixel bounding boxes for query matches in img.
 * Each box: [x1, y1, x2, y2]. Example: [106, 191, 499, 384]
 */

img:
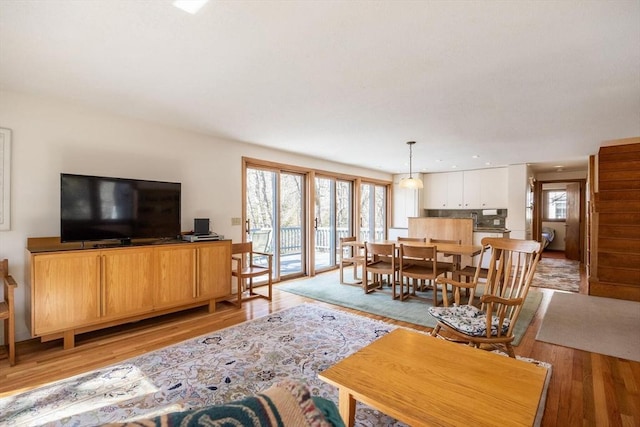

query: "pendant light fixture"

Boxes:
[399, 141, 424, 189]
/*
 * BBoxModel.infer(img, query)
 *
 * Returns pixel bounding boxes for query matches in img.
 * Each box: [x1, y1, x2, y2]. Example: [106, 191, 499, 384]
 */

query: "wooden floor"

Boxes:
[1, 264, 638, 426]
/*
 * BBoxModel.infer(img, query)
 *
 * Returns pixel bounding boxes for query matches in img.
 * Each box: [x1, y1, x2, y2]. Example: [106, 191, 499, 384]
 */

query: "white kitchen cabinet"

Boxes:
[463, 171, 481, 208]
[478, 168, 508, 209]
[424, 172, 463, 209]
[425, 168, 508, 210]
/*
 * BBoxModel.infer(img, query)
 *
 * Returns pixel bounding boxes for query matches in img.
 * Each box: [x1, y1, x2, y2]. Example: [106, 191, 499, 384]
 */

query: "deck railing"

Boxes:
[251, 227, 384, 254]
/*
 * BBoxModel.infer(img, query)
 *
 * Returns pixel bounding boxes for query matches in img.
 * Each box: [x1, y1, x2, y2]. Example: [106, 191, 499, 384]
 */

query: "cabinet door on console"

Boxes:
[154, 246, 196, 307]
[197, 243, 231, 298]
[102, 248, 154, 318]
[32, 251, 101, 335]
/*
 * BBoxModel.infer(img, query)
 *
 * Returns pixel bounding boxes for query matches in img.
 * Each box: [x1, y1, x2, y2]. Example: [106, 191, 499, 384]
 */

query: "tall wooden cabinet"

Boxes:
[27, 239, 233, 349]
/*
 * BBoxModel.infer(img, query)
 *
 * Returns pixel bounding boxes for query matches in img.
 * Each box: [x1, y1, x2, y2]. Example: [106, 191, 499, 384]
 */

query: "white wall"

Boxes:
[506, 164, 529, 239]
[0, 90, 391, 342]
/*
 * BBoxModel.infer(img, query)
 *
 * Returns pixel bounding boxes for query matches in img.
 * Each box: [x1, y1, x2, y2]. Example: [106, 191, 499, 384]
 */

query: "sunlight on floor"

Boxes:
[1, 364, 170, 425]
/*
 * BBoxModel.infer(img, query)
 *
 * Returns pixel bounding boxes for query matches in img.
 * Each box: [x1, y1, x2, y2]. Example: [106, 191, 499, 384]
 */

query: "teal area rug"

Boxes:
[277, 270, 543, 346]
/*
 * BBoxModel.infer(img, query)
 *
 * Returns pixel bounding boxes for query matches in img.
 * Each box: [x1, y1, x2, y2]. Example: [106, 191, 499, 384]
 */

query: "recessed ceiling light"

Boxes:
[485, 162, 492, 166]
[554, 165, 564, 168]
[435, 159, 442, 162]
[472, 155, 480, 159]
[172, 0, 209, 14]
[451, 165, 458, 169]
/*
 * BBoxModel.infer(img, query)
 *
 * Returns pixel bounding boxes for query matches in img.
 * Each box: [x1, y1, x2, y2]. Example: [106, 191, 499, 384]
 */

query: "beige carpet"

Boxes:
[536, 292, 640, 362]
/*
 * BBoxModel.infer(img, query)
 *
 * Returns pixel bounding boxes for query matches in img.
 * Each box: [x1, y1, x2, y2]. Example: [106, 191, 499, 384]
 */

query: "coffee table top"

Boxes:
[318, 328, 547, 426]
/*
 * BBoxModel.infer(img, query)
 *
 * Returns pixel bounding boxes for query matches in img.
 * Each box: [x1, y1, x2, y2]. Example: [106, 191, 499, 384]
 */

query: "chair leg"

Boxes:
[8, 316, 15, 366]
[431, 324, 441, 337]
[505, 343, 516, 358]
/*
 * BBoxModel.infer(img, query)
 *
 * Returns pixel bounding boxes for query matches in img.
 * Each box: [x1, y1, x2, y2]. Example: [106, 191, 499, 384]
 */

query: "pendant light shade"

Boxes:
[399, 141, 423, 189]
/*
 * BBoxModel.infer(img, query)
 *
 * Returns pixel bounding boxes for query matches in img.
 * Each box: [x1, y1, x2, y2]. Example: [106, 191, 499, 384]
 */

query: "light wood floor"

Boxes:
[1, 270, 638, 426]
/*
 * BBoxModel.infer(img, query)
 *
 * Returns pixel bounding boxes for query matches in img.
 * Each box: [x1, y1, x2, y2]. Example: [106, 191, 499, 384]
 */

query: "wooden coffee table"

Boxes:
[318, 328, 547, 427]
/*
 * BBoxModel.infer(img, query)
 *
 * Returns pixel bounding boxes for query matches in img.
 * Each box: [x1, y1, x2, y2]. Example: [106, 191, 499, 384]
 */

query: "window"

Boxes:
[543, 190, 566, 221]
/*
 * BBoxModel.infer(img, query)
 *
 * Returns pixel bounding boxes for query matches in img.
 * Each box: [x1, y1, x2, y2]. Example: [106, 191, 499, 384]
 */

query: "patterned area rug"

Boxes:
[0, 304, 551, 426]
[531, 257, 581, 292]
[278, 270, 543, 346]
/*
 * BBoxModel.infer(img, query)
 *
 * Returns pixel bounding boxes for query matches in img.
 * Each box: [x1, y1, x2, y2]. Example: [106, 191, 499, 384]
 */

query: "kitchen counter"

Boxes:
[474, 227, 510, 233]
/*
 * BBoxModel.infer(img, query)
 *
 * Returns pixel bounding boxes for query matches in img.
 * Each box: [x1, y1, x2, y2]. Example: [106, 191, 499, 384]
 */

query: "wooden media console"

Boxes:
[26, 237, 234, 349]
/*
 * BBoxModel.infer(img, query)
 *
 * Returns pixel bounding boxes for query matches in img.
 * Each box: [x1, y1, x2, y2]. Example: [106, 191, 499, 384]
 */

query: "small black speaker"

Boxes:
[194, 218, 210, 235]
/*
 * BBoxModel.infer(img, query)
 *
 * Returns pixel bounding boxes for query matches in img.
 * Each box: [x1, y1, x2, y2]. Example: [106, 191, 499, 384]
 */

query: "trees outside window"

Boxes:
[543, 190, 566, 221]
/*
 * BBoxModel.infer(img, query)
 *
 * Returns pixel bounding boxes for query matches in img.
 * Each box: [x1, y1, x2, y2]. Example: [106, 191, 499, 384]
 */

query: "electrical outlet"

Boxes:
[231, 217, 242, 226]
[494, 219, 500, 225]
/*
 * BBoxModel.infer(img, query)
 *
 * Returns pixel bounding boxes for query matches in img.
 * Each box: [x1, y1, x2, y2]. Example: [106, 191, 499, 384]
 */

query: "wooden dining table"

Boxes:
[347, 239, 483, 273]
[343, 239, 483, 293]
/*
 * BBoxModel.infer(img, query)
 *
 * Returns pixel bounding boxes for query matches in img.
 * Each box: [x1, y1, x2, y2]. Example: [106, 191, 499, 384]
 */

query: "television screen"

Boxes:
[61, 173, 181, 243]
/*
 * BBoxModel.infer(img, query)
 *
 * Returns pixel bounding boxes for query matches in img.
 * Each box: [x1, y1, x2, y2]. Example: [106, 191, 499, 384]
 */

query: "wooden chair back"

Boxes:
[429, 238, 461, 261]
[339, 236, 361, 262]
[429, 238, 542, 357]
[250, 230, 272, 253]
[363, 242, 398, 294]
[339, 236, 364, 285]
[365, 242, 396, 267]
[0, 258, 17, 365]
[399, 244, 450, 305]
[478, 238, 542, 338]
[231, 242, 273, 303]
[397, 237, 426, 242]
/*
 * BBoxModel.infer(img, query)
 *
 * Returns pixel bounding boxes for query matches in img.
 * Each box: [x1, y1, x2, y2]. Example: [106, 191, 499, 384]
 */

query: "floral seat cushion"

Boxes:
[428, 305, 511, 337]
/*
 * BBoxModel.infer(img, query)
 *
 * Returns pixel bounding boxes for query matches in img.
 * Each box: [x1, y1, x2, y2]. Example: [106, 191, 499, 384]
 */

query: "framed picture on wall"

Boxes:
[0, 127, 11, 231]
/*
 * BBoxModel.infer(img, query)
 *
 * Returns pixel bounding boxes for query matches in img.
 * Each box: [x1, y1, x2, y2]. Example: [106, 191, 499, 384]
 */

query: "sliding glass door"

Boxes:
[245, 167, 306, 281]
[314, 177, 354, 272]
[245, 158, 389, 280]
[360, 182, 387, 242]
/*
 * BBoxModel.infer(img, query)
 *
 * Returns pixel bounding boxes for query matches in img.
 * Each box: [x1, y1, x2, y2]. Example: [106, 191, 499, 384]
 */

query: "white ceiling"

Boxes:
[1, 0, 639, 174]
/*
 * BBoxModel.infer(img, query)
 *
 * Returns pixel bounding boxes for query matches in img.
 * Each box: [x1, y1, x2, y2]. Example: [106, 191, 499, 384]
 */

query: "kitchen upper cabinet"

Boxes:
[425, 168, 507, 210]
[424, 172, 463, 209]
[464, 168, 507, 208]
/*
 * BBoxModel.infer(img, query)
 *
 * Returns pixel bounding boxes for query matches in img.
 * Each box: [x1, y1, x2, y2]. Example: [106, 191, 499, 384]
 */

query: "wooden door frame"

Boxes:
[533, 178, 586, 262]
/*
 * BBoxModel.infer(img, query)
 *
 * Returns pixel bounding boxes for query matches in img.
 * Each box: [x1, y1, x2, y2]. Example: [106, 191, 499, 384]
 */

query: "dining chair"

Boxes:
[363, 242, 399, 296]
[429, 238, 468, 297]
[339, 236, 365, 285]
[428, 237, 542, 357]
[0, 259, 18, 366]
[231, 242, 273, 304]
[398, 244, 450, 305]
[428, 238, 460, 273]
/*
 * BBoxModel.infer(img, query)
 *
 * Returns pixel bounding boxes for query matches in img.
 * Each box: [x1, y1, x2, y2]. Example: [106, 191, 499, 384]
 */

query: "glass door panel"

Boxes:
[246, 167, 306, 282]
[336, 180, 353, 242]
[314, 177, 353, 272]
[279, 172, 304, 277]
[246, 168, 276, 283]
[360, 182, 387, 242]
[314, 177, 334, 270]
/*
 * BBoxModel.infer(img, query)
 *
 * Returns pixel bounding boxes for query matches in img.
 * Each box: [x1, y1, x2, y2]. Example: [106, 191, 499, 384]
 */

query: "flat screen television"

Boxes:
[61, 173, 181, 244]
